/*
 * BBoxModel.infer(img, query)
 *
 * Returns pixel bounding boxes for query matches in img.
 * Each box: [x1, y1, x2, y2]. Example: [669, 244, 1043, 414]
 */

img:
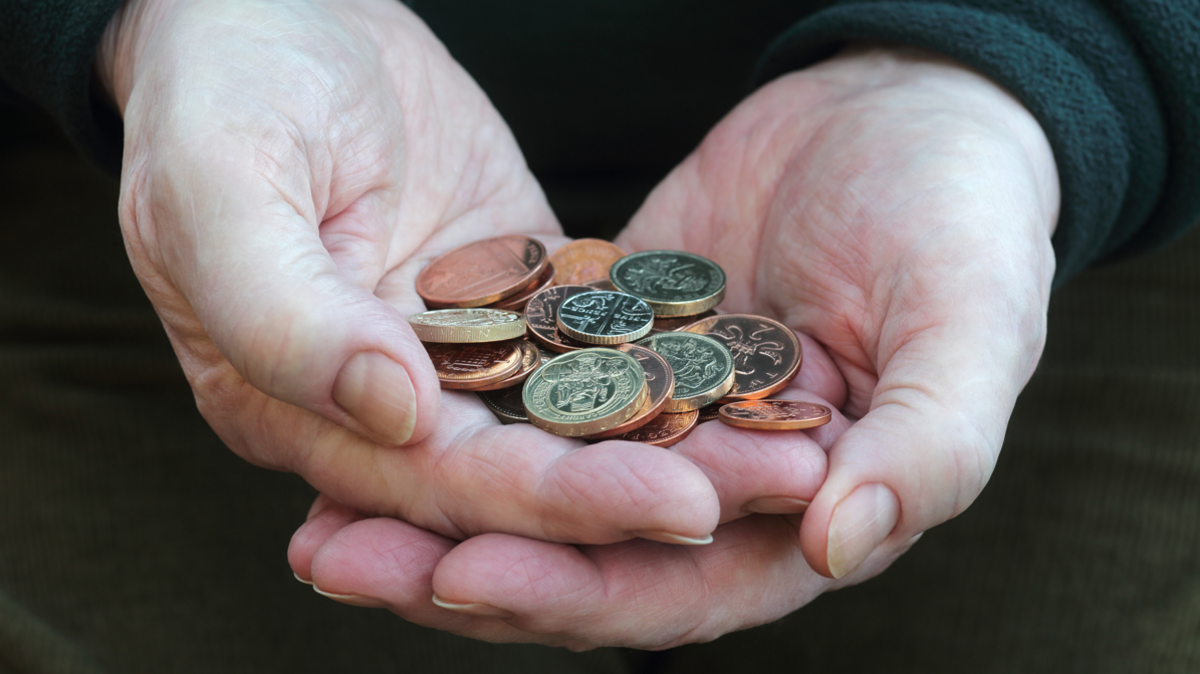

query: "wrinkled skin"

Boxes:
[288, 46, 1059, 649]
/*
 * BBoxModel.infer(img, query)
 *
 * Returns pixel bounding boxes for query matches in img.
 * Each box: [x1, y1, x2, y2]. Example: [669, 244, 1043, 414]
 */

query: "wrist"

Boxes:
[817, 44, 1060, 239]
[96, 0, 177, 113]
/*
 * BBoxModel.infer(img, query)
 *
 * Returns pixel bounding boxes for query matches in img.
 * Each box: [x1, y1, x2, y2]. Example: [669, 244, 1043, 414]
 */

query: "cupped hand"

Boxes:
[97, 0, 721, 545]
[288, 44, 1059, 648]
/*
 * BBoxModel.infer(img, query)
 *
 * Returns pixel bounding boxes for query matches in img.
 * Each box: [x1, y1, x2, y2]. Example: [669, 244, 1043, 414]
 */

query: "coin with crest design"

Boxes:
[636, 332, 734, 412]
[408, 308, 526, 343]
[523, 284, 594, 352]
[416, 235, 547, 308]
[522, 349, 647, 436]
[556, 291, 655, 345]
[609, 250, 726, 317]
[583, 344, 675, 439]
[718, 400, 832, 430]
[681, 314, 802, 401]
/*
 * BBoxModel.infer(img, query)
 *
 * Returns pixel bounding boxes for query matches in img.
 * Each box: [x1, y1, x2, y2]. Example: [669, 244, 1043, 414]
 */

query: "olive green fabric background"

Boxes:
[2, 99, 1198, 672]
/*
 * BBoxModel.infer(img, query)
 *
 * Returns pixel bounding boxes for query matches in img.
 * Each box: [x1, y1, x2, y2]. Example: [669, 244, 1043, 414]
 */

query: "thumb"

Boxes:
[800, 318, 1041, 579]
[123, 149, 440, 448]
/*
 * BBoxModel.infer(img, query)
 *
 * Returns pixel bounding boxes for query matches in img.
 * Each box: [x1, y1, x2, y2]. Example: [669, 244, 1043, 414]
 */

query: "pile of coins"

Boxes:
[409, 236, 831, 447]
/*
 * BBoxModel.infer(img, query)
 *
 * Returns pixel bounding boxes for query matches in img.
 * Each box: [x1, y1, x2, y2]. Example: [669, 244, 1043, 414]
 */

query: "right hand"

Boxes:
[97, 0, 723, 545]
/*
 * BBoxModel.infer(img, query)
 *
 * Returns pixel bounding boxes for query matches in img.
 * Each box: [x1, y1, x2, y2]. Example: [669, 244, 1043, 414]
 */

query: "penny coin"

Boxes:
[425, 341, 523, 389]
[490, 262, 557, 312]
[524, 284, 594, 352]
[416, 235, 547, 308]
[608, 410, 699, 447]
[651, 310, 718, 334]
[550, 239, 627, 286]
[681, 314, 802, 401]
[636, 332, 735, 412]
[523, 349, 647, 437]
[409, 308, 526, 343]
[458, 340, 542, 391]
[697, 403, 723, 423]
[556, 291, 655, 345]
[718, 400, 833, 431]
[583, 344, 675, 440]
[480, 385, 527, 425]
[583, 277, 618, 291]
[610, 250, 726, 317]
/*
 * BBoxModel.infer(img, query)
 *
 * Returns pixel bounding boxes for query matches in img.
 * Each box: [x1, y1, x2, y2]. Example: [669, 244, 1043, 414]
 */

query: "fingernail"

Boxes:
[294, 572, 314, 586]
[629, 530, 714, 546]
[333, 351, 416, 445]
[744, 496, 811, 515]
[826, 483, 900, 579]
[312, 585, 388, 609]
[432, 594, 514, 618]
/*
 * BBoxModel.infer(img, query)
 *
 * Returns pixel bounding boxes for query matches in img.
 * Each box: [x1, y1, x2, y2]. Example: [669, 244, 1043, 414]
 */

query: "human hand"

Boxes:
[287, 45, 1059, 648]
[97, 0, 721, 545]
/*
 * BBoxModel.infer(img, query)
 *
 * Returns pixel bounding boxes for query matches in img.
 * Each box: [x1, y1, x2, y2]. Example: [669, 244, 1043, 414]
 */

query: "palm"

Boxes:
[110, 0, 718, 545]
[285, 48, 1060, 648]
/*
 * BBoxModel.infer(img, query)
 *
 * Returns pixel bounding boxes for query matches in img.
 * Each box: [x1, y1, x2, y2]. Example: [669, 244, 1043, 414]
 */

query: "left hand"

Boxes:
[287, 44, 1059, 648]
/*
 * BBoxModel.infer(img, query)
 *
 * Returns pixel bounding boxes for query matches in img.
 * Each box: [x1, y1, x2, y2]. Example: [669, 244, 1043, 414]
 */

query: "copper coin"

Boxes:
[718, 400, 832, 430]
[651, 310, 718, 334]
[697, 403, 723, 423]
[550, 239, 627, 286]
[489, 262, 557, 312]
[583, 277, 618, 291]
[583, 344, 675, 440]
[608, 410, 699, 447]
[681, 314, 802, 402]
[524, 284, 594, 353]
[425, 341, 524, 389]
[458, 340, 542, 391]
[416, 235, 548, 308]
[479, 385, 527, 424]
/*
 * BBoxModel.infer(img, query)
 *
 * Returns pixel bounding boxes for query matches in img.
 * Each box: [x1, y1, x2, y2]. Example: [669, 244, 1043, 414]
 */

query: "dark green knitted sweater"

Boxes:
[2, 0, 1197, 284]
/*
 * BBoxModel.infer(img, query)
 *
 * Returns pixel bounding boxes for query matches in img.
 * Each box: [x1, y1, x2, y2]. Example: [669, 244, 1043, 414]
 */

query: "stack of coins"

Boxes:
[410, 235, 831, 445]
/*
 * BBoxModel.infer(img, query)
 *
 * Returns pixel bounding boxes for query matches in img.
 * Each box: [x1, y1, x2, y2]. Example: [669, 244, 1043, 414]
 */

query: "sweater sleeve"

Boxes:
[755, 0, 1199, 286]
[0, 0, 126, 174]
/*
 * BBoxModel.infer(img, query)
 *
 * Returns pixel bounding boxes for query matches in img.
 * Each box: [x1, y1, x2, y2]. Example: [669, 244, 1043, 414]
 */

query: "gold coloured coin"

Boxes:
[550, 239, 628, 286]
[556, 291, 655, 345]
[609, 250, 726, 317]
[458, 340, 541, 391]
[522, 349, 647, 437]
[636, 332, 735, 412]
[408, 308, 526, 343]
[425, 341, 523, 389]
[718, 400, 832, 430]
[681, 314, 802, 401]
[583, 344, 675, 440]
[609, 410, 699, 447]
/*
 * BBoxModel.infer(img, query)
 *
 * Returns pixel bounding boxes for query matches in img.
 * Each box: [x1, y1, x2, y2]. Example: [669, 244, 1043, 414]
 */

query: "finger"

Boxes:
[288, 495, 365, 583]
[800, 317, 1036, 579]
[430, 517, 833, 649]
[306, 517, 592, 649]
[126, 144, 440, 449]
[668, 387, 849, 521]
[232, 388, 720, 546]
